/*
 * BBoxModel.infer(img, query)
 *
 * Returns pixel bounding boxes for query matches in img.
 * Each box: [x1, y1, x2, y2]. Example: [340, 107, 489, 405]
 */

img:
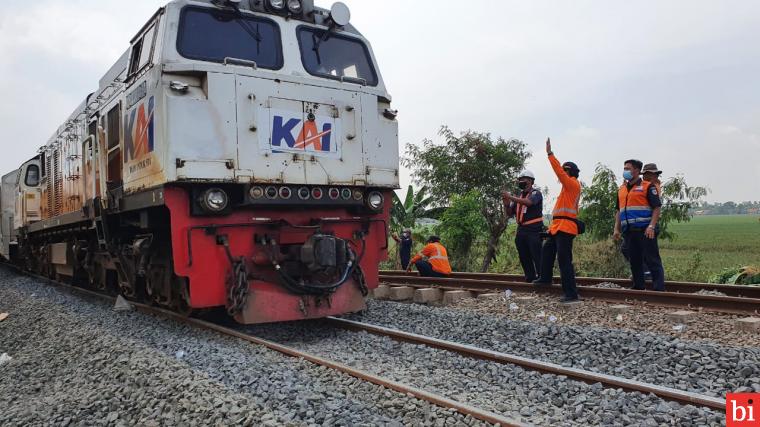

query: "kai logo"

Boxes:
[271, 113, 336, 154]
[124, 96, 155, 164]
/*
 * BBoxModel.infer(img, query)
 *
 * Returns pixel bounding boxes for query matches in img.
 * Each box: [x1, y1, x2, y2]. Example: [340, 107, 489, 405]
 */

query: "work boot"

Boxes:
[532, 279, 552, 287]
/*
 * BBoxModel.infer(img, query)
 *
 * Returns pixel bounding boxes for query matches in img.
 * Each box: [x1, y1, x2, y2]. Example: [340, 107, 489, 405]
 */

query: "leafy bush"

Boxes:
[709, 266, 760, 286]
[573, 238, 630, 278]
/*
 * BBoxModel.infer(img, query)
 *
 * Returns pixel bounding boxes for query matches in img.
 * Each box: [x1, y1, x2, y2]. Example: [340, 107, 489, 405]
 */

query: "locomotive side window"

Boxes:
[176, 7, 282, 69]
[25, 165, 40, 187]
[129, 24, 157, 77]
[297, 28, 378, 86]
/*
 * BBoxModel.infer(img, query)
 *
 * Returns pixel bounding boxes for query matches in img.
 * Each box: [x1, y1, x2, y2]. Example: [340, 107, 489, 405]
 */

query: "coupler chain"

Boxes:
[218, 235, 251, 316]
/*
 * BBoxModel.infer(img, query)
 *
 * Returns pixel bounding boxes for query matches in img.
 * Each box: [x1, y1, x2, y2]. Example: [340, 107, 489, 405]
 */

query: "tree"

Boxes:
[404, 126, 530, 272]
[436, 191, 488, 271]
[390, 185, 443, 232]
[659, 175, 709, 240]
[579, 164, 619, 240]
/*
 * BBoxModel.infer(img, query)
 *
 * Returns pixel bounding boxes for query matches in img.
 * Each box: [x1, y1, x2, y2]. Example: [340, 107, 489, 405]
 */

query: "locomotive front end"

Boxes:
[154, 0, 399, 323]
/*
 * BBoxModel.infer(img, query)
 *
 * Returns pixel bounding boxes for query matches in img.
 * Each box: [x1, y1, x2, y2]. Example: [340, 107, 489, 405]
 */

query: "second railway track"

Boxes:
[379, 271, 760, 315]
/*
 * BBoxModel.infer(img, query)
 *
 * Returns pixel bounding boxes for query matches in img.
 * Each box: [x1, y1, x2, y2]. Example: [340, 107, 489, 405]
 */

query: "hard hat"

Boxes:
[518, 170, 535, 180]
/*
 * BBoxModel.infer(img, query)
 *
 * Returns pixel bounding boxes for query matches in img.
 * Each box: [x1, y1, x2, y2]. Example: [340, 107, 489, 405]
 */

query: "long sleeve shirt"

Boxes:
[548, 154, 582, 236]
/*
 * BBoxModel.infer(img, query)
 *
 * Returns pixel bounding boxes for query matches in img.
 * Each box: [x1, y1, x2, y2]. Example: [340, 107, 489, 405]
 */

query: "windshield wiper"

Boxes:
[312, 30, 332, 65]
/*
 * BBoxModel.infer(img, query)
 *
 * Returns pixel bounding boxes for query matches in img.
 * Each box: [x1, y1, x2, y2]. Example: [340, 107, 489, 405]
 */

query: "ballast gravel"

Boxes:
[349, 299, 760, 399]
[0, 268, 487, 427]
[251, 322, 724, 426]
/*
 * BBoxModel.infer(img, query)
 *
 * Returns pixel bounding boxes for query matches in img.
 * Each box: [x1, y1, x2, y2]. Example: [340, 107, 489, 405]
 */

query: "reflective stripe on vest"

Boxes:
[552, 207, 578, 217]
[619, 180, 653, 230]
[428, 244, 449, 261]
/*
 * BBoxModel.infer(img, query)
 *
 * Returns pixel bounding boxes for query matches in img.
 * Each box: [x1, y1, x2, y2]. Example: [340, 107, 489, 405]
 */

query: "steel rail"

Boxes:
[0, 265, 523, 427]
[382, 270, 760, 299]
[378, 274, 760, 315]
[326, 317, 726, 411]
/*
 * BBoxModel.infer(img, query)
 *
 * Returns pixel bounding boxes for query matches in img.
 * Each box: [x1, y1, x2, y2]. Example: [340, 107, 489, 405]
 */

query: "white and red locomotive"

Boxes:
[0, 0, 399, 323]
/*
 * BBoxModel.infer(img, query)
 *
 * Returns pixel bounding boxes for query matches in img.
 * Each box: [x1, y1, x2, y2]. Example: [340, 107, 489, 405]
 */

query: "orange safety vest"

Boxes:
[515, 190, 544, 226]
[411, 242, 452, 275]
[618, 179, 654, 231]
[548, 155, 582, 235]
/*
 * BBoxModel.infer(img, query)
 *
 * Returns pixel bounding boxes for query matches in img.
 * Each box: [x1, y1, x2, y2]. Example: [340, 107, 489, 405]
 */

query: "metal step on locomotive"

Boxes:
[0, 0, 399, 324]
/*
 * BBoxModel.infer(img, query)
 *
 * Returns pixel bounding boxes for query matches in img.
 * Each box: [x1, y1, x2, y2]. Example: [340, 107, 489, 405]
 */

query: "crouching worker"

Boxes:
[407, 236, 452, 278]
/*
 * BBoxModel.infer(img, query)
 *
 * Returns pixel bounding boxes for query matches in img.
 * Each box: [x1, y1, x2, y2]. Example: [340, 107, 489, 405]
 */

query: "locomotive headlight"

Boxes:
[366, 191, 384, 211]
[287, 0, 302, 13]
[268, 0, 285, 10]
[200, 188, 229, 213]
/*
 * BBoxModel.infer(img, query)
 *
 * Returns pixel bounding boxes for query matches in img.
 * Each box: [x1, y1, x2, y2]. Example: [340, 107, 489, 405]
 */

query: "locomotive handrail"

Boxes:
[223, 57, 258, 69]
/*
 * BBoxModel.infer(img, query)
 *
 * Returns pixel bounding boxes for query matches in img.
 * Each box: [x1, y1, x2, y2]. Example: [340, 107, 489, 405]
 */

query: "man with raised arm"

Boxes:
[533, 138, 582, 304]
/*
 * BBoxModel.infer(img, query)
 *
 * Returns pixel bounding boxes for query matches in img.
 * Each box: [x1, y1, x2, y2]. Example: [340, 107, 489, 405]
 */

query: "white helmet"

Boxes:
[518, 170, 535, 180]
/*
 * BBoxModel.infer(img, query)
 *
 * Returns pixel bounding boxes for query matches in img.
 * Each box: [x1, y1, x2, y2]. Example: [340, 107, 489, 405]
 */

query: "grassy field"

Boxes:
[659, 215, 760, 282]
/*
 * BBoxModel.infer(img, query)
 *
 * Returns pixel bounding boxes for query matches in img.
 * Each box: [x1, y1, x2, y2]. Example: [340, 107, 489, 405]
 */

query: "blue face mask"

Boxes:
[623, 170, 634, 181]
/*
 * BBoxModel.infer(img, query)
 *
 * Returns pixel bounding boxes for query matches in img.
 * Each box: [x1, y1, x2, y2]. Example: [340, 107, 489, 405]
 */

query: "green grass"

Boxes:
[659, 215, 760, 282]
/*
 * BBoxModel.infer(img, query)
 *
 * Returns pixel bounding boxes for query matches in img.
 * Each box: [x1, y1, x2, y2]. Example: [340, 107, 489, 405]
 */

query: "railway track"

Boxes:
[0, 265, 520, 426]
[383, 271, 760, 298]
[378, 271, 760, 315]
[3, 264, 728, 422]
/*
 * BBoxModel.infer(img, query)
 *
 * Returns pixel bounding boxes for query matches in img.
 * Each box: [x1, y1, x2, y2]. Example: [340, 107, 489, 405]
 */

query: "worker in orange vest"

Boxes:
[533, 138, 582, 303]
[502, 170, 544, 282]
[614, 160, 665, 291]
[407, 236, 452, 278]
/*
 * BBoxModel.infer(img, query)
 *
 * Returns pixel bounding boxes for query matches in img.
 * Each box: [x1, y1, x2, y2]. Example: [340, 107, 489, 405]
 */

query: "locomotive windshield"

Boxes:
[297, 27, 378, 86]
[177, 7, 283, 69]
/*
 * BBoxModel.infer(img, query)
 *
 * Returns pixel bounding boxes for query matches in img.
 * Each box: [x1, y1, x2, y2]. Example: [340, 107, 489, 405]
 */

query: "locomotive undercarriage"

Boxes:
[16, 207, 193, 315]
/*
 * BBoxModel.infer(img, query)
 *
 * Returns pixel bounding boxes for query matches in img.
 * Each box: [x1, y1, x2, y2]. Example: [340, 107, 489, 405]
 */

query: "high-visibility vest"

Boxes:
[515, 189, 544, 226]
[618, 179, 654, 231]
[411, 242, 452, 275]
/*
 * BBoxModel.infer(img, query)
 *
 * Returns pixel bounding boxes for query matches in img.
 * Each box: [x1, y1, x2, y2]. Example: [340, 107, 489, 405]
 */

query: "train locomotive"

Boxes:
[0, 0, 399, 324]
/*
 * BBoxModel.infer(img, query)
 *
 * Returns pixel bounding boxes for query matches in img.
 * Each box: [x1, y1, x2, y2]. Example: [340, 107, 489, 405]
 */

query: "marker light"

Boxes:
[268, 0, 285, 10]
[311, 188, 324, 200]
[200, 188, 229, 213]
[279, 187, 292, 199]
[328, 188, 340, 200]
[250, 186, 264, 199]
[341, 188, 352, 200]
[353, 189, 364, 201]
[298, 187, 311, 200]
[287, 0, 302, 13]
[265, 186, 278, 199]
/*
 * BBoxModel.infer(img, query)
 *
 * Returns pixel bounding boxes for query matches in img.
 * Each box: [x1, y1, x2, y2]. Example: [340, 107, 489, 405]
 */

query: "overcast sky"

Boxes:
[1, 0, 758, 202]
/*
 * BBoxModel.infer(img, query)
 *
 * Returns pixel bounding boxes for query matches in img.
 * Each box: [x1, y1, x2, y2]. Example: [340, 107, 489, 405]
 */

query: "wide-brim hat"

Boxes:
[642, 163, 663, 175]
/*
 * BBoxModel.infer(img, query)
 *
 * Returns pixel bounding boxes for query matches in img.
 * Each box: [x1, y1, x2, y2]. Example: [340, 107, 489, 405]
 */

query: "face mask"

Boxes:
[623, 170, 634, 181]
[518, 181, 528, 190]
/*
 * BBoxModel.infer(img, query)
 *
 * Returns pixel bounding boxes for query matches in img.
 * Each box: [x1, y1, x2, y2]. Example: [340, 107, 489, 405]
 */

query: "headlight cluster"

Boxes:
[267, 0, 302, 14]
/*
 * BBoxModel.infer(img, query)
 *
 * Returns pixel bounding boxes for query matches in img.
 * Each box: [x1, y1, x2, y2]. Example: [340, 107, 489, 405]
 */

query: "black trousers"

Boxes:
[400, 251, 411, 270]
[624, 230, 665, 291]
[515, 230, 542, 282]
[538, 231, 578, 299]
[415, 260, 448, 278]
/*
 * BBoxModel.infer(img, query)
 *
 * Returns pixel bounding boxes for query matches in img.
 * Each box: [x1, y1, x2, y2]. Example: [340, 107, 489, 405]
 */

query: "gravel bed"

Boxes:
[348, 299, 760, 399]
[0, 267, 487, 427]
[452, 291, 760, 348]
[251, 322, 724, 426]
